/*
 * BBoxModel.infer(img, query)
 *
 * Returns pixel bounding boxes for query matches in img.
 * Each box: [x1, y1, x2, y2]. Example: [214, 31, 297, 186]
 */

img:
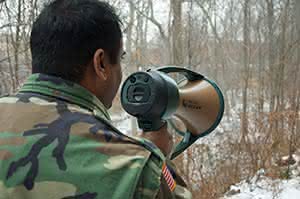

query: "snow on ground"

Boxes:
[222, 173, 300, 199]
[222, 153, 300, 199]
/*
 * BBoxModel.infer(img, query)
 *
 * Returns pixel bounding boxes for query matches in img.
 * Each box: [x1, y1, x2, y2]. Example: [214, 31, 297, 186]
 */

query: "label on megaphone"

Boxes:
[175, 79, 223, 136]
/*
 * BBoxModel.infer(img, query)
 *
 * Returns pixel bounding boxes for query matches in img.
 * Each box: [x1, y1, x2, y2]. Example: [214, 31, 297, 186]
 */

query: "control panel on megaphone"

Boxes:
[121, 66, 224, 159]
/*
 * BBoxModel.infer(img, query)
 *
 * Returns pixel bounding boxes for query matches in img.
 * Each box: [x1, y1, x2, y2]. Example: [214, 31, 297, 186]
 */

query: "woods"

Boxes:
[0, 0, 299, 198]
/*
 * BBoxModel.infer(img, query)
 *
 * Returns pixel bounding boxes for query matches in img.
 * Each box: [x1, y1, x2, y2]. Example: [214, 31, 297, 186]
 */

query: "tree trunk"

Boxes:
[278, 0, 290, 132]
[6, 35, 16, 92]
[241, 0, 250, 143]
[13, 0, 22, 87]
[126, 1, 138, 135]
[267, 0, 275, 112]
[256, 14, 264, 113]
[171, 0, 183, 65]
[187, 1, 193, 66]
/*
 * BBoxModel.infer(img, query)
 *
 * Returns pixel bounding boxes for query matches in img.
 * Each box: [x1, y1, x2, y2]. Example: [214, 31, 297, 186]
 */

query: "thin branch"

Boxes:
[127, 0, 168, 41]
[0, 48, 30, 64]
[194, 0, 222, 44]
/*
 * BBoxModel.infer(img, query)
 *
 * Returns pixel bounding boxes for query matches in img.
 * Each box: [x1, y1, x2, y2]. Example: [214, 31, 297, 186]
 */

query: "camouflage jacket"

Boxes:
[0, 74, 192, 199]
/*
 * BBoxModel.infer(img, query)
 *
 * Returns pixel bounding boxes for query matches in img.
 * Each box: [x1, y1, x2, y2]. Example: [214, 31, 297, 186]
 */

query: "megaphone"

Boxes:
[121, 66, 224, 159]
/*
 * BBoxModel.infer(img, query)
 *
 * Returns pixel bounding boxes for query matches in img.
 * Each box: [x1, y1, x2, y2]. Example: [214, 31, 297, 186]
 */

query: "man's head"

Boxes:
[31, 0, 124, 108]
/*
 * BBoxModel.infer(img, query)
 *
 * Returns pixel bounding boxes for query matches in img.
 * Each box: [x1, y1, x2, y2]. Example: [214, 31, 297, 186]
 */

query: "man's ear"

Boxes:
[93, 48, 107, 81]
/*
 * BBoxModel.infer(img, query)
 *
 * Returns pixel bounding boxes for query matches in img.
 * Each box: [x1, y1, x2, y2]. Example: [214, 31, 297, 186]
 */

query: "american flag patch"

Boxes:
[162, 163, 176, 192]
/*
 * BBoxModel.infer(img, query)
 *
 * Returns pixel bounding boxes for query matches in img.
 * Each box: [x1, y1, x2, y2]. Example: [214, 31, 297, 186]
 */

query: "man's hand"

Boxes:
[139, 123, 174, 157]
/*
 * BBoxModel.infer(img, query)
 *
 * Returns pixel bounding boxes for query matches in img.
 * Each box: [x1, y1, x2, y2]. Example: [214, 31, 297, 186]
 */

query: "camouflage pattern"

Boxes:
[0, 74, 192, 198]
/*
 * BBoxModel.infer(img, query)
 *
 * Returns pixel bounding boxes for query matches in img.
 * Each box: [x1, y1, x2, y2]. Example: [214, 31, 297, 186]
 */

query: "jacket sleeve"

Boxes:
[133, 154, 162, 198]
[134, 156, 193, 199]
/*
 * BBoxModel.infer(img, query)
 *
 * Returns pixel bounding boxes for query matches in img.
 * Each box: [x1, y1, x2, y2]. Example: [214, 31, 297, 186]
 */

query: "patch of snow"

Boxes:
[222, 169, 300, 199]
[280, 185, 300, 199]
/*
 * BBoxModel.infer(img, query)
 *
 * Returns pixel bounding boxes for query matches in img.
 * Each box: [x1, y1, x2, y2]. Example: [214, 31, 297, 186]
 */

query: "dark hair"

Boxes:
[30, 0, 122, 82]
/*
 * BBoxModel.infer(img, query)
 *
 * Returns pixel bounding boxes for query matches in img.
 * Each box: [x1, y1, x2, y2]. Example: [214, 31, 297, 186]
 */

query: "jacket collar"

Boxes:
[19, 73, 111, 121]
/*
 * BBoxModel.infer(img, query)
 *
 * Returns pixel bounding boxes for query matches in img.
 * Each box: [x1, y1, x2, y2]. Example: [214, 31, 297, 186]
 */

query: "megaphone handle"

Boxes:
[156, 66, 204, 81]
[138, 118, 166, 132]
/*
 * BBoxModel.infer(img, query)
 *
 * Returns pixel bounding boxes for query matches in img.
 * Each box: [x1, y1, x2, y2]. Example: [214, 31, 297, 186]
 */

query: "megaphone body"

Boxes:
[121, 66, 224, 158]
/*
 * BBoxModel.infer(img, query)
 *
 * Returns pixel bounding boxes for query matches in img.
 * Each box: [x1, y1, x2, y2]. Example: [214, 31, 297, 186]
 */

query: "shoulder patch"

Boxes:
[162, 163, 176, 192]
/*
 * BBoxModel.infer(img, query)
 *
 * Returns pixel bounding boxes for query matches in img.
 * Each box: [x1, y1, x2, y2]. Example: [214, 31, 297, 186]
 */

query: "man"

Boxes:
[0, 0, 191, 198]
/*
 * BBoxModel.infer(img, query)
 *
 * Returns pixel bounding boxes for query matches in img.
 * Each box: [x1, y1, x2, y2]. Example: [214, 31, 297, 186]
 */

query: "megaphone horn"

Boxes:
[157, 66, 224, 136]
